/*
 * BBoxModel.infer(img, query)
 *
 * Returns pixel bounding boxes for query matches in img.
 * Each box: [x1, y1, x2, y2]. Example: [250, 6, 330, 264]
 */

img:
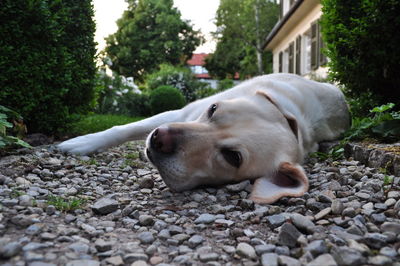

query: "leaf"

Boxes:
[371, 120, 400, 140]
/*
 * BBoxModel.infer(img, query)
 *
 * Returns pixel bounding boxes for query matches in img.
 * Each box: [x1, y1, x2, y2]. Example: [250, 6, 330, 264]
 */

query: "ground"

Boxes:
[0, 141, 399, 266]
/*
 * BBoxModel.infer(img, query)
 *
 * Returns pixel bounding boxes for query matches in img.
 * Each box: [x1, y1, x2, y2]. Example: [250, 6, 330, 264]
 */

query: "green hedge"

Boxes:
[321, 0, 400, 115]
[149, 86, 186, 114]
[0, 0, 96, 134]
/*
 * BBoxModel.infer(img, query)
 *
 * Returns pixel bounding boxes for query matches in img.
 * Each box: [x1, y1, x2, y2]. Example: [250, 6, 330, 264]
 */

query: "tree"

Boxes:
[0, 0, 96, 134]
[205, 0, 279, 79]
[105, 0, 203, 81]
[321, 0, 400, 115]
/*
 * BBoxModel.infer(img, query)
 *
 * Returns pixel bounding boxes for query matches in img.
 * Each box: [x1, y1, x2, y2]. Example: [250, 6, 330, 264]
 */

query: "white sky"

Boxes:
[93, 0, 219, 53]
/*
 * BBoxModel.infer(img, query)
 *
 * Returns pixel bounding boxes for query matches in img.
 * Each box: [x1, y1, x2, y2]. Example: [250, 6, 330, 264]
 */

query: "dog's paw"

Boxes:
[57, 133, 107, 155]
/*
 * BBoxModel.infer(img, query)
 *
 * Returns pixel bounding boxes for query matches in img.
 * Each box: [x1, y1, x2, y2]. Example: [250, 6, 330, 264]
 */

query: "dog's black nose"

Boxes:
[150, 127, 176, 154]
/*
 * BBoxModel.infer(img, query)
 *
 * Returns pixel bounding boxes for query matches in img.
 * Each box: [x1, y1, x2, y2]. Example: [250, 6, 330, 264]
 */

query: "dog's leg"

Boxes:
[57, 110, 184, 155]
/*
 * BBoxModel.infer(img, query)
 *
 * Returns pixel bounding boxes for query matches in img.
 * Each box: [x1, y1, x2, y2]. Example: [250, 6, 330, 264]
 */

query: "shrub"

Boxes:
[217, 79, 235, 91]
[95, 71, 150, 117]
[0, 0, 96, 135]
[149, 86, 186, 114]
[195, 87, 219, 99]
[0, 105, 31, 150]
[321, 0, 400, 115]
[146, 64, 206, 102]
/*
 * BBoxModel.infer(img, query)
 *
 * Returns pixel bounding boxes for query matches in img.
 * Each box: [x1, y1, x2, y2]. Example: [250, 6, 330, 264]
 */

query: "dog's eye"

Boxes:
[221, 148, 242, 168]
[208, 104, 218, 118]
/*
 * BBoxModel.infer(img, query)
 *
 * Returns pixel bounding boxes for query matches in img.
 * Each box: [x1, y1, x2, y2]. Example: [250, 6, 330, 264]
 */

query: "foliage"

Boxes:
[46, 195, 86, 212]
[321, 0, 400, 114]
[105, 0, 203, 82]
[146, 64, 206, 102]
[195, 87, 219, 99]
[206, 0, 279, 78]
[345, 103, 400, 142]
[310, 143, 345, 161]
[0, 105, 31, 150]
[149, 86, 186, 115]
[95, 71, 151, 117]
[217, 79, 235, 91]
[0, 0, 97, 135]
[67, 114, 144, 136]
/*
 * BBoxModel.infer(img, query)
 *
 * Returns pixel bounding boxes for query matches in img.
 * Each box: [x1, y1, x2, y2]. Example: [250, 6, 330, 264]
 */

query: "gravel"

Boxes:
[0, 140, 399, 265]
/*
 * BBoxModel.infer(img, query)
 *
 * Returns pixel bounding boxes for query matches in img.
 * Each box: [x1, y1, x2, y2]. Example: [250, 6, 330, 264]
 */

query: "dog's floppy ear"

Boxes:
[256, 91, 299, 141]
[250, 162, 309, 204]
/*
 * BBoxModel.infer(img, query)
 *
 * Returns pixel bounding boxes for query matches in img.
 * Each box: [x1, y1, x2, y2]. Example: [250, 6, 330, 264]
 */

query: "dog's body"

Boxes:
[58, 74, 350, 203]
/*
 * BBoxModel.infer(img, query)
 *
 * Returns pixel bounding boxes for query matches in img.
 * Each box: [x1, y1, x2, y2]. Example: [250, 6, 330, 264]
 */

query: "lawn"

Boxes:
[67, 114, 145, 136]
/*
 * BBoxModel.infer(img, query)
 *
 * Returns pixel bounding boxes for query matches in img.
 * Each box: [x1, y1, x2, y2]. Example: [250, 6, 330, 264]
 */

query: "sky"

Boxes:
[93, 0, 219, 53]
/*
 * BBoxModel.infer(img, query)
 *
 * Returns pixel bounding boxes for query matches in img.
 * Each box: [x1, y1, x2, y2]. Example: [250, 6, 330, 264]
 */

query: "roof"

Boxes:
[187, 53, 208, 66]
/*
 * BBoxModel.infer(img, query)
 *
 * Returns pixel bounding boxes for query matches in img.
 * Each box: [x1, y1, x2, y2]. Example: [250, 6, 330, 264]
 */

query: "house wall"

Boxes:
[270, 1, 328, 79]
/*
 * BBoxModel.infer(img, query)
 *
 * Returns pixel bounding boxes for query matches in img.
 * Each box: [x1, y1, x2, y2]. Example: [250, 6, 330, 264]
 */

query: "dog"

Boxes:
[58, 73, 350, 204]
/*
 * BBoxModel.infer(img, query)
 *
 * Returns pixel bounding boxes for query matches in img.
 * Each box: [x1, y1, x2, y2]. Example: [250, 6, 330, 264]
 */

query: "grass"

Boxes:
[46, 195, 86, 212]
[67, 114, 145, 136]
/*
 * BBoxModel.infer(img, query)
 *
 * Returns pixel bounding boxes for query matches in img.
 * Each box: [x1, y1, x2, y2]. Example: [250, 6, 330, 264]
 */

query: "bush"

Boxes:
[0, 105, 31, 150]
[0, 0, 96, 135]
[217, 79, 235, 91]
[321, 0, 400, 115]
[149, 86, 186, 114]
[95, 71, 150, 117]
[146, 64, 206, 102]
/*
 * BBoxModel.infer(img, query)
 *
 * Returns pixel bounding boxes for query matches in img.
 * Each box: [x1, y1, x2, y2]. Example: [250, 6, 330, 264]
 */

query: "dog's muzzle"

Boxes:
[150, 127, 177, 154]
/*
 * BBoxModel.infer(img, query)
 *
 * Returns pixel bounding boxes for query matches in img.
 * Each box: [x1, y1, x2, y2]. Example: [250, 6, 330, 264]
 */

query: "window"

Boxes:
[311, 21, 318, 70]
[302, 30, 311, 75]
[283, 49, 289, 73]
[295, 36, 301, 75]
[288, 42, 294, 73]
[279, 52, 283, 73]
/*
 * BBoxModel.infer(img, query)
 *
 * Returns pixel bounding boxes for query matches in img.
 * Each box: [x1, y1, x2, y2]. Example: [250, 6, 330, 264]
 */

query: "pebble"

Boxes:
[266, 214, 286, 228]
[137, 231, 154, 244]
[278, 223, 301, 248]
[194, 213, 216, 224]
[236, 242, 257, 259]
[0, 241, 22, 259]
[306, 254, 337, 266]
[91, 197, 119, 215]
[261, 253, 278, 266]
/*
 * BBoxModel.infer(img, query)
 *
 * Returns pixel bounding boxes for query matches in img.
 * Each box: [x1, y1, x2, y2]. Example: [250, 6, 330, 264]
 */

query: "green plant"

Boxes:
[310, 142, 345, 161]
[125, 152, 139, 160]
[149, 85, 186, 115]
[146, 64, 206, 102]
[46, 195, 86, 212]
[0, 0, 96, 134]
[0, 105, 31, 149]
[321, 0, 400, 114]
[345, 103, 400, 142]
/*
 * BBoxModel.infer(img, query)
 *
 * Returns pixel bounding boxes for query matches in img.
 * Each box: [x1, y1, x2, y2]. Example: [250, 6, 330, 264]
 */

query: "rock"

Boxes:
[368, 255, 393, 266]
[255, 244, 275, 256]
[306, 254, 337, 266]
[266, 214, 286, 228]
[138, 176, 154, 189]
[123, 253, 148, 264]
[278, 223, 301, 248]
[381, 222, 400, 234]
[226, 180, 250, 192]
[68, 242, 89, 254]
[371, 213, 386, 224]
[131, 261, 148, 266]
[95, 238, 113, 252]
[0, 241, 22, 259]
[304, 240, 327, 257]
[194, 213, 216, 224]
[236, 242, 257, 259]
[290, 213, 316, 233]
[332, 246, 366, 266]
[278, 255, 301, 266]
[331, 199, 344, 215]
[66, 260, 100, 266]
[362, 233, 388, 249]
[188, 235, 204, 248]
[199, 253, 219, 262]
[314, 207, 331, 220]
[138, 215, 154, 226]
[92, 197, 119, 215]
[105, 256, 124, 266]
[261, 253, 278, 266]
[137, 231, 154, 244]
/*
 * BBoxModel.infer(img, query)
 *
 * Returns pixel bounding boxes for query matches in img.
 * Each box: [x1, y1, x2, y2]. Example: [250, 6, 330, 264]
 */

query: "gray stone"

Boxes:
[368, 255, 393, 266]
[370, 213, 386, 224]
[278, 255, 301, 266]
[188, 235, 203, 248]
[66, 260, 100, 266]
[68, 242, 90, 254]
[138, 215, 154, 226]
[314, 207, 331, 220]
[275, 246, 290, 256]
[255, 244, 275, 256]
[137, 231, 154, 244]
[290, 213, 316, 233]
[194, 213, 216, 224]
[261, 253, 278, 266]
[94, 238, 113, 252]
[342, 207, 356, 217]
[0, 241, 21, 259]
[362, 233, 388, 249]
[266, 214, 286, 228]
[332, 246, 366, 266]
[25, 224, 42, 235]
[381, 222, 400, 234]
[236, 242, 257, 259]
[19, 194, 33, 206]
[278, 223, 301, 248]
[92, 198, 118, 215]
[331, 199, 344, 215]
[172, 233, 190, 244]
[306, 254, 337, 266]
[123, 253, 148, 264]
[380, 247, 398, 258]
[199, 252, 219, 262]
[304, 240, 327, 257]
[138, 176, 154, 189]
[226, 180, 250, 192]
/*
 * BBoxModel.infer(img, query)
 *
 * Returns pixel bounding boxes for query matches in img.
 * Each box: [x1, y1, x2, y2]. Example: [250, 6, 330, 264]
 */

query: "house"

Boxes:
[187, 53, 218, 89]
[264, 0, 327, 79]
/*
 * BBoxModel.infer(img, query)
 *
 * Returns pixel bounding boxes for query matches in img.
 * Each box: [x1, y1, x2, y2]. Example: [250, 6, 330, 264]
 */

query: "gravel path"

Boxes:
[0, 141, 399, 266]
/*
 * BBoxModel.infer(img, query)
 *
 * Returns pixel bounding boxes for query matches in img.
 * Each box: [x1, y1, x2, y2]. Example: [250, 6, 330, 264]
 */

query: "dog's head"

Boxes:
[145, 91, 309, 204]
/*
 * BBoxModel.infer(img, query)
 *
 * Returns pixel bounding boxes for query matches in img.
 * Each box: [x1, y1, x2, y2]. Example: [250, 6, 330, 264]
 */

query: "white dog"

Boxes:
[58, 74, 350, 204]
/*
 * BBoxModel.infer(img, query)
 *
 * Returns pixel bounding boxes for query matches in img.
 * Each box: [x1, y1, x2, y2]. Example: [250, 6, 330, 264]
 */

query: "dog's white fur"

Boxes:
[58, 74, 350, 203]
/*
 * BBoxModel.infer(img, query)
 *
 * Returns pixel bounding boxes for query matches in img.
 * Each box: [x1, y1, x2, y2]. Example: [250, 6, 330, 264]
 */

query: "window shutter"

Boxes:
[280, 1, 284, 19]
[311, 22, 318, 70]
[295, 36, 301, 75]
[318, 22, 327, 66]
[279, 52, 283, 73]
[288, 42, 294, 73]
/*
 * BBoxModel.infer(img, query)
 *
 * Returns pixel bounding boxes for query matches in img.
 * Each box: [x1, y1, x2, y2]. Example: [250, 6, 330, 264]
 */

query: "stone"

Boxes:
[194, 213, 216, 224]
[68, 242, 89, 254]
[188, 235, 203, 248]
[226, 180, 250, 192]
[95, 238, 113, 252]
[255, 244, 275, 256]
[371, 213, 386, 224]
[0, 241, 22, 259]
[236, 242, 257, 259]
[331, 199, 344, 215]
[368, 255, 393, 266]
[199, 253, 219, 262]
[266, 214, 286, 228]
[92, 198, 119, 215]
[332, 246, 366, 266]
[306, 254, 337, 266]
[105, 256, 124, 266]
[137, 231, 154, 244]
[138, 215, 154, 226]
[304, 240, 327, 257]
[381, 222, 400, 234]
[314, 207, 331, 220]
[278, 255, 301, 266]
[65, 260, 100, 266]
[362, 233, 388, 249]
[290, 213, 316, 233]
[278, 223, 301, 248]
[123, 253, 148, 264]
[261, 253, 278, 266]
[138, 176, 154, 189]
[131, 261, 148, 266]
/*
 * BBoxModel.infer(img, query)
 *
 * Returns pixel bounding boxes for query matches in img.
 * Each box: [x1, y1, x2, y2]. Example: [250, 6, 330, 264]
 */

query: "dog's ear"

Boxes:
[256, 91, 299, 141]
[249, 162, 309, 204]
